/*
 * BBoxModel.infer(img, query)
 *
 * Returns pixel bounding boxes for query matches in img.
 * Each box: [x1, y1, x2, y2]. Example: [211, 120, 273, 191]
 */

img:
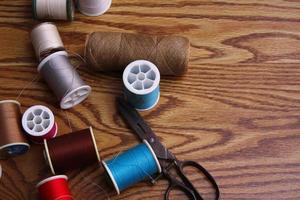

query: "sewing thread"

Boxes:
[77, 0, 112, 16]
[31, 22, 65, 61]
[102, 140, 161, 194]
[22, 105, 57, 143]
[36, 175, 73, 200]
[44, 127, 100, 174]
[123, 60, 160, 111]
[84, 32, 190, 75]
[38, 51, 91, 109]
[33, 0, 74, 21]
[0, 100, 30, 159]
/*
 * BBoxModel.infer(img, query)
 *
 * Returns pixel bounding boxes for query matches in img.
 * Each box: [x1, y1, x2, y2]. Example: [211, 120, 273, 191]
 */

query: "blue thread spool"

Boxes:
[123, 60, 160, 111]
[102, 140, 161, 194]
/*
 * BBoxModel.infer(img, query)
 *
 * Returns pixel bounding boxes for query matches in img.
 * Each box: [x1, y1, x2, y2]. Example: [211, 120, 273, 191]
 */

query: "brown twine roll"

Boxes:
[0, 100, 30, 159]
[84, 32, 190, 75]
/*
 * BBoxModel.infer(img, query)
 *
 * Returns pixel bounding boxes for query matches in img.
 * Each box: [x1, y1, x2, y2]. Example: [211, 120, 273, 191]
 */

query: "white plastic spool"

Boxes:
[123, 60, 160, 111]
[37, 51, 92, 109]
[22, 105, 57, 141]
[78, 0, 112, 16]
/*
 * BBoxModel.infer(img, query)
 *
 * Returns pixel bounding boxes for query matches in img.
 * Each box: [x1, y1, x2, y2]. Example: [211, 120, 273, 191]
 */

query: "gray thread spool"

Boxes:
[38, 51, 91, 109]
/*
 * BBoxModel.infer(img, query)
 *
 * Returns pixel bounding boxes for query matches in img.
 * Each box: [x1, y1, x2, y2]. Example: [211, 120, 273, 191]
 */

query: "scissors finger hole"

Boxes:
[182, 165, 218, 199]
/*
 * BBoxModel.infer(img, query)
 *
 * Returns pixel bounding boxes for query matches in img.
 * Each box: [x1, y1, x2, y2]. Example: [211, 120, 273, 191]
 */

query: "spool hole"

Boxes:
[33, 109, 43, 116]
[133, 81, 143, 90]
[27, 113, 34, 121]
[42, 119, 50, 129]
[130, 65, 140, 74]
[138, 73, 145, 81]
[34, 124, 43, 132]
[140, 64, 151, 73]
[146, 70, 156, 80]
[34, 116, 43, 124]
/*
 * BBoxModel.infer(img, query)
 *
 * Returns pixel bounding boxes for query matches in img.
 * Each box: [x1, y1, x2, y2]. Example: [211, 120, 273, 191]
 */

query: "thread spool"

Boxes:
[84, 32, 190, 75]
[38, 51, 91, 109]
[44, 127, 100, 174]
[31, 22, 64, 61]
[123, 60, 160, 111]
[36, 175, 73, 200]
[78, 0, 112, 16]
[0, 100, 30, 159]
[102, 140, 161, 194]
[33, 0, 74, 21]
[22, 105, 57, 143]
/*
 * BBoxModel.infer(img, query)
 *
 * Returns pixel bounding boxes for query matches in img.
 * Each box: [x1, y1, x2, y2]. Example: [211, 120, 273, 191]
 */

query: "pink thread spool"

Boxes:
[22, 105, 57, 143]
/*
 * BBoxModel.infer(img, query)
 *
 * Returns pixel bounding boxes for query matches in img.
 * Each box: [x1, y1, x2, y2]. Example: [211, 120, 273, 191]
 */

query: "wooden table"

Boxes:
[1, 0, 300, 199]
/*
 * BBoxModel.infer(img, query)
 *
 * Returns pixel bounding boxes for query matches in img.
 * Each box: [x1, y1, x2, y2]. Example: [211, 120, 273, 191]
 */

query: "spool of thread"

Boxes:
[77, 0, 112, 16]
[44, 127, 100, 174]
[38, 51, 91, 109]
[84, 32, 190, 75]
[102, 140, 161, 194]
[0, 100, 30, 159]
[22, 105, 57, 143]
[36, 175, 73, 200]
[31, 22, 65, 61]
[123, 60, 160, 111]
[33, 0, 74, 21]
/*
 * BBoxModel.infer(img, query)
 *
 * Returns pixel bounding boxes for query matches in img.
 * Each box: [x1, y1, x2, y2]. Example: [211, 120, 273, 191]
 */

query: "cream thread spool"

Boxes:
[22, 105, 57, 143]
[31, 22, 64, 61]
[33, 0, 74, 21]
[77, 0, 112, 16]
[38, 51, 91, 109]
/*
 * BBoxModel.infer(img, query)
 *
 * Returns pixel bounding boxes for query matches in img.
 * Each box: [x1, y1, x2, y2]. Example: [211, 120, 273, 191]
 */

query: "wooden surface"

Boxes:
[1, 0, 300, 199]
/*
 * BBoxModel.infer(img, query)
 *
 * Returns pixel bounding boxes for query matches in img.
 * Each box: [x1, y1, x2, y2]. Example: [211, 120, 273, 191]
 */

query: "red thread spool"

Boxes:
[44, 127, 101, 174]
[36, 175, 73, 200]
[22, 105, 57, 143]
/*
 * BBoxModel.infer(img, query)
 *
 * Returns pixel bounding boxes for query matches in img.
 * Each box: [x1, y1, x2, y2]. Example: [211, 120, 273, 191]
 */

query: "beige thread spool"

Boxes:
[31, 22, 64, 61]
[32, 0, 75, 21]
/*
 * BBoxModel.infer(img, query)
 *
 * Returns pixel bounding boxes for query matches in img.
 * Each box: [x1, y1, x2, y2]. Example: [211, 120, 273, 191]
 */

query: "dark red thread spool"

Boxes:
[44, 127, 101, 174]
[36, 175, 73, 200]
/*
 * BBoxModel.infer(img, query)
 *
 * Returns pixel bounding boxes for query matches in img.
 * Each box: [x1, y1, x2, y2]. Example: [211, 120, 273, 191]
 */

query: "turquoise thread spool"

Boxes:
[102, 140, 161, 194]
[123, 60, 160, 111]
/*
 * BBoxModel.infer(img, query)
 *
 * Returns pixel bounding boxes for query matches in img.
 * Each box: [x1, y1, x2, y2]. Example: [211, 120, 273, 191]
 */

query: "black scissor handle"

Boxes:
[164, 172, 197, 200]
[177, 160, 220, 200]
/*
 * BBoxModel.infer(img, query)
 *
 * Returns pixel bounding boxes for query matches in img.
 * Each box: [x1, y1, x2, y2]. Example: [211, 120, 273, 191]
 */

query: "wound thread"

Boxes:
[38, 51, 91, 109]
[0, 100, 30, 159]
[36, 175, 73, 200]
[84, 32, 190, 75]
[31, 22, 65, 61]
[43, 127, 101, 174]
[22, 105, 57, 143]
[123, 60, 160, 111]
[33, 0, 74, 21]
[102, 140, 161, 194]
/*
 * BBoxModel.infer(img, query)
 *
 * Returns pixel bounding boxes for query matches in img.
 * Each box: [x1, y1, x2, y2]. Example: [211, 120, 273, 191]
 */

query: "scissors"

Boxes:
[117, 98, 220, 200]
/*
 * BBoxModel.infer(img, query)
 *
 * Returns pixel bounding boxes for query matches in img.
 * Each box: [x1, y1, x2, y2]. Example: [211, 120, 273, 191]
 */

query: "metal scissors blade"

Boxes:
[117, 98, 172, 160]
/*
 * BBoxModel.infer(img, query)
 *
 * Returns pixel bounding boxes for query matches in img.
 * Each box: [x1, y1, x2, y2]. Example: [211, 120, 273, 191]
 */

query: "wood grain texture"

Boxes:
[1, 0, 300, 199]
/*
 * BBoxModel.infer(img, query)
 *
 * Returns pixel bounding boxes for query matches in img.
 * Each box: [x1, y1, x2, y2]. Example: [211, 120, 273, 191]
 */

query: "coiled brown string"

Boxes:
[0, 101, 29, 159]
[84, 32, 190, 75]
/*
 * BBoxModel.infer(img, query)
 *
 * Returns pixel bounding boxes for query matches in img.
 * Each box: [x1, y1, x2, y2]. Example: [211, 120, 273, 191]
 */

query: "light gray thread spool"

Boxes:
[38, 51, 91, 109]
